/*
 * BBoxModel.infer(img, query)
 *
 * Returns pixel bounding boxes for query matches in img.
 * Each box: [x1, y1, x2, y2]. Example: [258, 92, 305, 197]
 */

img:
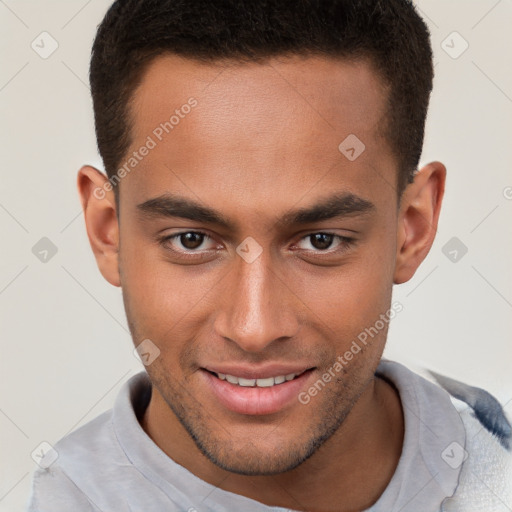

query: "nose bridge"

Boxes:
[215, 248, 298, 352]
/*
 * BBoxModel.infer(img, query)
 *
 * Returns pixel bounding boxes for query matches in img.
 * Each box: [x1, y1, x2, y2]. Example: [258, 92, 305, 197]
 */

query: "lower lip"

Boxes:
[201, 369, 314, 415]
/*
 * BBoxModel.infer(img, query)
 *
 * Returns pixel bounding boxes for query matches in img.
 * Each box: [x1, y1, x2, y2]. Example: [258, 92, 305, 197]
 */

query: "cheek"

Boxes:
[119, 232, 224, 344]
[294, 250, 395, 330]
[119, 234, 186, 333]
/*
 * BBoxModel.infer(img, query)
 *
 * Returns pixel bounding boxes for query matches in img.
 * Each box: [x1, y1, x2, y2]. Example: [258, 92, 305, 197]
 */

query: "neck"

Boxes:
[141, 375, 404, 512]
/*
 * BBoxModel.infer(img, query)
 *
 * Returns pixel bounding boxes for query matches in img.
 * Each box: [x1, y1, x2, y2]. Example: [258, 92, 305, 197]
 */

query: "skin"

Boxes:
[77, 54, 445, 511]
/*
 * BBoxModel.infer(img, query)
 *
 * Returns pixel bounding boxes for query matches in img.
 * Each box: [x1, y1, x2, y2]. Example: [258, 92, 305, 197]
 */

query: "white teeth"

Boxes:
[216, 372, 299, 387]
[238, 377, 256, 387]
[256, 377, 274, 387]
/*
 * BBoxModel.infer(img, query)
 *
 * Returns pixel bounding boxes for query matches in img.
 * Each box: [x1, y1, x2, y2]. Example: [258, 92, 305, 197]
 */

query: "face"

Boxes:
[82, 53, 444, 476]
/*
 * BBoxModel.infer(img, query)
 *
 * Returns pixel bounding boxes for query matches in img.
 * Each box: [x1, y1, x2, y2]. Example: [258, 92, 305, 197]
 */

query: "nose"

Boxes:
[213, 247, 300, 353]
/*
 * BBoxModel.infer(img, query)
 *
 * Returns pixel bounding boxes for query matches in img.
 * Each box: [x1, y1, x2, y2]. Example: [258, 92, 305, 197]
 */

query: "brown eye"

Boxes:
[309, 233, 334, 250]
[294, 232, 355, 256]
[159, 231, 217, 253]
[179, 232, 205, 250]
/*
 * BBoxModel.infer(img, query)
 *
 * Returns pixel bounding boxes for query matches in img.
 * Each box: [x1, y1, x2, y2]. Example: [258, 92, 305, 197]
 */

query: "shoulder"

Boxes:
[441, 403, 512, 511]
[428, 369, 511, 451]
[25, 372, 151, 511]
[26, 463, 99, 512]
[378, 359, 512, 452]
[25, 409, 114, 511]
[376, 360, 512, 510]
[428, 370, 512, 511]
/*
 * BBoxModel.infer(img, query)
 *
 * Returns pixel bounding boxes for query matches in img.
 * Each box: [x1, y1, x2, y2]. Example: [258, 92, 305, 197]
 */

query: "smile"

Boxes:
[214, 371, 305, 388]
[201, 368, 315, 415]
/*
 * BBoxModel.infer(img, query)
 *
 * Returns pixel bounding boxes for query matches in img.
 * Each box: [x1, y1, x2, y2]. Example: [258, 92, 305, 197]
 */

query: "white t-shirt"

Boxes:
[25, 359, 511, 512]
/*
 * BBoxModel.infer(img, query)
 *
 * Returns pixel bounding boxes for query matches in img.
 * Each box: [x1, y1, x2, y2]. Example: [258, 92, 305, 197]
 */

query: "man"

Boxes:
[26, 0, 512, 511]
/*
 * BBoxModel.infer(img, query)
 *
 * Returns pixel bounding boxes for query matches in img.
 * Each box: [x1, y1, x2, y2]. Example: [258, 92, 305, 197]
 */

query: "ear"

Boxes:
[394, 161, 446, 284]
[77, 165, 121, 287]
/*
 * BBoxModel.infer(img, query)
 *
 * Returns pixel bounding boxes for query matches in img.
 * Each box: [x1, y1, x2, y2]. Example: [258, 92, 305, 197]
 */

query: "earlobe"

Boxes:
[77, 165, 121, 287]
[393, 161, 446, 284]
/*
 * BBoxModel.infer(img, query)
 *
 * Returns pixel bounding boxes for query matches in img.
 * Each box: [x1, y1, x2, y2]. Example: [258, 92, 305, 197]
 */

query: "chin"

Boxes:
[198, 441, 314, 476]
[189, 412, 348, 476]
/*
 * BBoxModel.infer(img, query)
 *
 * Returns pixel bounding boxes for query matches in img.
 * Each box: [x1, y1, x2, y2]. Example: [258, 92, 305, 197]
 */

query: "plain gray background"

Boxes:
[1, 1, 511, 510]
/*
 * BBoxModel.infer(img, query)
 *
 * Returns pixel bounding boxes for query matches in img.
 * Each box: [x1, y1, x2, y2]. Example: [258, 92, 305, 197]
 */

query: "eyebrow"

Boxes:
[136, 192, 375, 231]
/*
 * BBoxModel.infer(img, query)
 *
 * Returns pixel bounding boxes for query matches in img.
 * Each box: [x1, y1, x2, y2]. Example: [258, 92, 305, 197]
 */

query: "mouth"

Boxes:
[204, 369, 308, 388]
[200, 367, 316, 415]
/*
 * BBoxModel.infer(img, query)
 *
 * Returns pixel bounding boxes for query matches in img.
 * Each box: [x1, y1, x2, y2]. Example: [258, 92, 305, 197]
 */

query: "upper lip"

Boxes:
[202, 364, 314, 380]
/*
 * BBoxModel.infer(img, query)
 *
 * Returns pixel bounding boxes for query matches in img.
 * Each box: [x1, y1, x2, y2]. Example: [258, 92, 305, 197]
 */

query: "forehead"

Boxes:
[123, 53, 396, 214]
[130, 53, 388, 142]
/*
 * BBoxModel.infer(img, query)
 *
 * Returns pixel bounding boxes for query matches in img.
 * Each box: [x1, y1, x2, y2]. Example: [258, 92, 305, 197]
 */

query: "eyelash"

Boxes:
[157, 230, 355, 260]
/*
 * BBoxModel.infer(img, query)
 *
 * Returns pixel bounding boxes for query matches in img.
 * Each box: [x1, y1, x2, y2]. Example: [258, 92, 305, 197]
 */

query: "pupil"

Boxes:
[311, 233, 333, 250]
[181, 233, 203, 249]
